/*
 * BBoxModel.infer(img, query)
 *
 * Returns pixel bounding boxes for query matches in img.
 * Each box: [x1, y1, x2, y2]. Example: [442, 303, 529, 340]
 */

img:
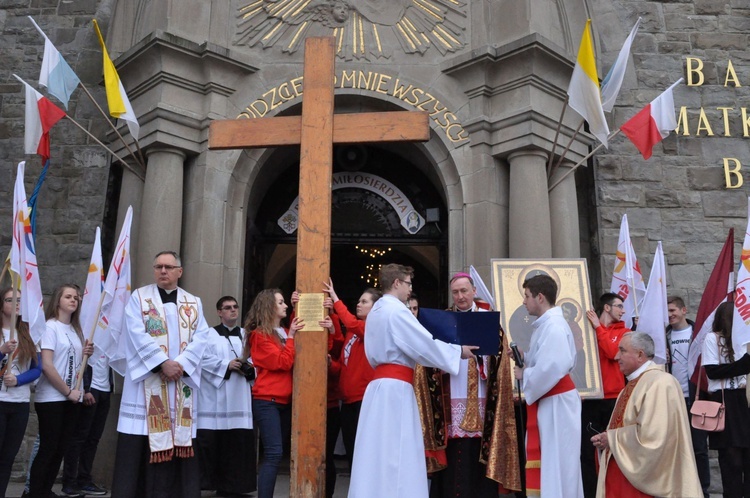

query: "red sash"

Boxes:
[525, 374, 575, 495]
[373, 364, 414, 383]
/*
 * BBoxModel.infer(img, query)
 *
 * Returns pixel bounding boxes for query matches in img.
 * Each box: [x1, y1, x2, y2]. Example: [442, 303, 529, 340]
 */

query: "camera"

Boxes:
[239, 361, 256, 381]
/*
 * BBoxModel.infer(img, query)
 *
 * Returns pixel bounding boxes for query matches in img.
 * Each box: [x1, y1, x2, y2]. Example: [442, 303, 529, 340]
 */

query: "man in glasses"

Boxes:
[580, 293, 630, 497]
[112, 250, 211, 498]
[194, 296, 256, 498]
[666, 295, 710, 498]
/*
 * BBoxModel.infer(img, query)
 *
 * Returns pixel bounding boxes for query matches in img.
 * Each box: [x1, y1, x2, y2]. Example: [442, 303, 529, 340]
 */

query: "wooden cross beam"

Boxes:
[208, 36, 430, 498]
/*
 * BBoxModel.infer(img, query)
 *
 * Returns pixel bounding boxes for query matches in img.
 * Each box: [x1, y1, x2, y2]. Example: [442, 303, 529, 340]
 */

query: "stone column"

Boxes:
[508, 150, 551, 258]
[549, 160, 580, 258]
[136, 147, 186, 287]
[116, 163, 145, 274]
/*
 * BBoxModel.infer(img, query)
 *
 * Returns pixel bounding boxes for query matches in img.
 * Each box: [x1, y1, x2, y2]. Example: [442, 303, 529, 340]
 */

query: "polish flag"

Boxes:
[620, 78, 683, 160]
[13, 74, 66, 162]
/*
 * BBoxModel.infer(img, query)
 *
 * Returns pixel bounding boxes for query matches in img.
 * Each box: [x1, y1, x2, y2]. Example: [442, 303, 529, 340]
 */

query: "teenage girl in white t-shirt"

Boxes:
[0, 287, 41, 497]
[28, 285, 93, 498]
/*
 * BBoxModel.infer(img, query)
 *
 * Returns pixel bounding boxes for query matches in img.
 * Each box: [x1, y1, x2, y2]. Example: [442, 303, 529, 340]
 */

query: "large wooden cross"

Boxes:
[209, 37, 430, 497]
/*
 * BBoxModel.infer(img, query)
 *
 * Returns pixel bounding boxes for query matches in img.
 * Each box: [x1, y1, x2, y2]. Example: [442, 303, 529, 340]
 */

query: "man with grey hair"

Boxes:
[591, 332, 701, 497]
[111, 251, 212, 498]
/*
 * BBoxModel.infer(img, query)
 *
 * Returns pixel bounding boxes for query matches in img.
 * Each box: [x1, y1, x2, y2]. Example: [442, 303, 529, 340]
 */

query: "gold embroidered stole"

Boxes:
[608, 373, 647, 430]
[138, 286, 198, 462]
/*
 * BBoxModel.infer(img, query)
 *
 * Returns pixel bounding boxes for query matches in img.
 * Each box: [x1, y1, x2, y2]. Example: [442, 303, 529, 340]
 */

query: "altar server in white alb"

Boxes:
[195, 295, 256, 497]
[111, 251, 211, 498]
[513, 274, 583, 498]
[348, 263, 477, 498]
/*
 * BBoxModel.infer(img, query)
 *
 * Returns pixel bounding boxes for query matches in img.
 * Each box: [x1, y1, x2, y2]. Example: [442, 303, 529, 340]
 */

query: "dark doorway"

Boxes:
[244, 144, 447, 312]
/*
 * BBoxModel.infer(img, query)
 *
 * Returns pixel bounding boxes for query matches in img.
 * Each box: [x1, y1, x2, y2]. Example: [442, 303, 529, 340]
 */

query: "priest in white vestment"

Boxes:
[348, 263, 476, 498]
[111, 251, 211, 498]
[514, 274, 583, 498]
[591, 332, 702, 498]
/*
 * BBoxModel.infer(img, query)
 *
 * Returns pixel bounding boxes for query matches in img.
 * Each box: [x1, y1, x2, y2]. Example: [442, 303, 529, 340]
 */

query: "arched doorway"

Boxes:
[244, 143, 448, 312]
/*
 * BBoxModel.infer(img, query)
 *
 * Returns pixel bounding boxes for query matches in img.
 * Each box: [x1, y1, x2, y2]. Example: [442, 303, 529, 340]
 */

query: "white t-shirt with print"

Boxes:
[35, 319, 83, 403]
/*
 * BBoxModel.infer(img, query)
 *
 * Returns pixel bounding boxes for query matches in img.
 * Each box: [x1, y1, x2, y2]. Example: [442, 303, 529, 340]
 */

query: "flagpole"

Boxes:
[77, 83, 147, 170]
[0, 260, 8, 287]
[546, 96, 569, 176]
[7, 280, 19, 344]
[63, 115, 145, 181]
[548, 129, 622, 192]
[73, 291, 107, 391]
[548, 120, 584, 181]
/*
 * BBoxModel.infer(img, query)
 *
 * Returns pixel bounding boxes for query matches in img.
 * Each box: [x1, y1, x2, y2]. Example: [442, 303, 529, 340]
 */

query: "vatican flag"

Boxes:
[567, 19, 609, 147]
[92, 19, 140, 140]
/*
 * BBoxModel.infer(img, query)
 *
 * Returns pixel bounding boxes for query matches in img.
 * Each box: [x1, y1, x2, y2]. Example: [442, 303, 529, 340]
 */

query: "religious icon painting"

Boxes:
[490, 259, 604, 400]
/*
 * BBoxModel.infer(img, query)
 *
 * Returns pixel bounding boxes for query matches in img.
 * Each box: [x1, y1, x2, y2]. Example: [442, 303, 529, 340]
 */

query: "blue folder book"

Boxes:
[417, 308, 501, 355]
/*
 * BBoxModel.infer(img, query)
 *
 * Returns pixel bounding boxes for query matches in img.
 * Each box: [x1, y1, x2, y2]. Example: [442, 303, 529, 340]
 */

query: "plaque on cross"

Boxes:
[208, 36, 430, 497]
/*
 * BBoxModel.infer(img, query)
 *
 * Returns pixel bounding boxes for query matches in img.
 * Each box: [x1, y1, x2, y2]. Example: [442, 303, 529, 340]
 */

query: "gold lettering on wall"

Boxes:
[725, 61, 741, 88]
[686, 57, 705, 87]
[237, 70, 470, 145]
[724, 158, 743, 189]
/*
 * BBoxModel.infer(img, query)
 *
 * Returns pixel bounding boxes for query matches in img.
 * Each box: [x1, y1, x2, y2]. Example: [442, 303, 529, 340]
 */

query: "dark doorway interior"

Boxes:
[244, 144, 447, 313]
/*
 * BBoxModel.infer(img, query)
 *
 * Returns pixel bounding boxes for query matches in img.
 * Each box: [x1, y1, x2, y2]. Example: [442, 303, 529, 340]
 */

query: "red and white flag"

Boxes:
[620, 78, 683, 160]
[688, 229, 734, 384]
[610, 214, 646, 328]
[9, 162, 46, 344]
[13, 74, 66, 163]
[93, 207, 133, 375]
[637, 242, 668, 364]
[733, 200, 750, 356]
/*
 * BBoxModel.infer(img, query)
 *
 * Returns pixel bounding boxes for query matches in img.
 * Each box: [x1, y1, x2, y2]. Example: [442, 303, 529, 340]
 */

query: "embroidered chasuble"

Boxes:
[117, 285, 211, 462]
[596, 364, 702, 498]
[413, 304, 520, 490]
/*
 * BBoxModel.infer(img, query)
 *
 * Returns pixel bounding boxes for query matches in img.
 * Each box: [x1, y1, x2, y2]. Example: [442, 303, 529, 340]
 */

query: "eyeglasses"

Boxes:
[221, 305, 239, 310]
[3, 298, 20, 303]
[401, 280, 413, 287]
[611, 304, 625, 309]
[153, 265, 181, 271]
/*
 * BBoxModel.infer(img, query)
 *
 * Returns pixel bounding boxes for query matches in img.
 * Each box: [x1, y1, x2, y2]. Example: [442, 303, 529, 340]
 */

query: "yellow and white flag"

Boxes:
[80, 227, 104, 338]
[92, 19, 140, 140]
[93, 206, 133, 374]
[567, 19, 610, 147]
[637, 242, 668, 364]
[610, 214, 646, 329]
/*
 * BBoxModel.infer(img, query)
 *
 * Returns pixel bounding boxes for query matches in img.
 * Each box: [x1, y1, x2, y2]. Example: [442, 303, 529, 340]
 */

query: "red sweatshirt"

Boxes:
[250, 328, 295, 404]
[333, 300, 374, 404]
[595, 320, 629, 398]
[328, 312, 345, 408]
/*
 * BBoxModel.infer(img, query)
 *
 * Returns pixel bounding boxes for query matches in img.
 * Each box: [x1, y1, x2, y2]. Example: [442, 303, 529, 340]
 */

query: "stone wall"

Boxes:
[0, 0, 117, 484]
[590, 0, 749, 310]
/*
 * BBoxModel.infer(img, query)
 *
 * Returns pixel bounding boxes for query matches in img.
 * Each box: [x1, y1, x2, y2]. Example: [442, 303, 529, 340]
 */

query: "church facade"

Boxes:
[1, 0, 747, 311]
[0, 0, 747, 488]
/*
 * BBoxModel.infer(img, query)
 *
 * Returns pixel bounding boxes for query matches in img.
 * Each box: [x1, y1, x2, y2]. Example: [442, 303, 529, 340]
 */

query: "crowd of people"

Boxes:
[2, 249, 748, 498]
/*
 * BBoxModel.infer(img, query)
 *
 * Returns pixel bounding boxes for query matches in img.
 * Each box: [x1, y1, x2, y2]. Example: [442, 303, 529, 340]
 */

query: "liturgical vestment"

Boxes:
[597, 362, 702, 498]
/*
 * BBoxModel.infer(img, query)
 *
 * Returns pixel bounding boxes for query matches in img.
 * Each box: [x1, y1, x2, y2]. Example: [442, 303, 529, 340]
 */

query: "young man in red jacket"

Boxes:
[580, 292, 629, 498]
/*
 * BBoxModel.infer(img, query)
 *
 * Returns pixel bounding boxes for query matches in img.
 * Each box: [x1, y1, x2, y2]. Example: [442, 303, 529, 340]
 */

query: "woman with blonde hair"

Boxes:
[29, 284, 93, 498]
[0, 287, 41, 497]
[244, 289, 303, 498]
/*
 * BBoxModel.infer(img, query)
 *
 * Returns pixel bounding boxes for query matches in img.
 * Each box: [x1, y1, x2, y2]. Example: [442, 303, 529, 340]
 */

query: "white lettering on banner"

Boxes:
[277, 172, 426, 234]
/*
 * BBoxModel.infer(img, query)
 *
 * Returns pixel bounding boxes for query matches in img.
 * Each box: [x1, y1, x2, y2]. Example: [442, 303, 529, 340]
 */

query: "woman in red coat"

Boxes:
[244, 289, 303, 498]
[322, 279, 382, 472]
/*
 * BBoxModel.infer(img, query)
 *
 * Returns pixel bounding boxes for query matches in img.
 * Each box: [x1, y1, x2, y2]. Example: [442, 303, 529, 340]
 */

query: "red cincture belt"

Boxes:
[373, 364, 415, 383]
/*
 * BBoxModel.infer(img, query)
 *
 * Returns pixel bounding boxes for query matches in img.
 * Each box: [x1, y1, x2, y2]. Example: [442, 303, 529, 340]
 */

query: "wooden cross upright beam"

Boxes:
[208, 36, 430, 497]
